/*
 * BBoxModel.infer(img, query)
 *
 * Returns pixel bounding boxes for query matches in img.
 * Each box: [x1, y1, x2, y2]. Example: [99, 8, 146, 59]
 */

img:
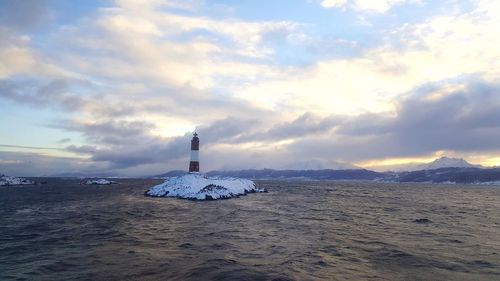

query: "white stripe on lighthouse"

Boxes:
[190, 150, 199, 161]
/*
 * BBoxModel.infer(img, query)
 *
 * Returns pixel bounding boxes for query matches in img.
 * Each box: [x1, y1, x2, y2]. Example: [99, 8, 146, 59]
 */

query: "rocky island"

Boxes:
[0, 174, 34, 186]
[84, 179, 118, 185]
[146, 173, 265, 200]
[145, 133, 265, 200]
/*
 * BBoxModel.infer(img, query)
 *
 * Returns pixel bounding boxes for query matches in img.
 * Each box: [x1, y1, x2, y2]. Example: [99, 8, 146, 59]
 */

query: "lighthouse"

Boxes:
[189, 132, 200, 173]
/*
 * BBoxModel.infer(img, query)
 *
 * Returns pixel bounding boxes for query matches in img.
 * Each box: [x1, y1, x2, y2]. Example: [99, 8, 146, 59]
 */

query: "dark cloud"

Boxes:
[0, 144, 57, 150]
[57, 117, 259, 169]
[138, 84, 271, 123]
[72, 115, 342, 170]
[0, 78, 92, 111]
[0, 150, 104, 177]
[91, 104, 138, 118]
[231, 112, 341, 143]
[196, 117, 260, 143]
[54, 120, 156, 146]
[47, 116, 260, 170]
[49, 118, 190, 169]
[263, 112, 339, 140]
[90, 139, 187, 169]
[65, 145, 97, 154]
[47, 79, 500, 171]
[4, 75, 500, 175]
[289, 79, 500, 161]
[57, 138, 71, 144]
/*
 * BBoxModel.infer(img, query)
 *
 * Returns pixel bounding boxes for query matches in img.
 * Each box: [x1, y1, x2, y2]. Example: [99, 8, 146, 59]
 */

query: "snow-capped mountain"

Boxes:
[370, 157, 482, 172]
[417, 157, 480, 170]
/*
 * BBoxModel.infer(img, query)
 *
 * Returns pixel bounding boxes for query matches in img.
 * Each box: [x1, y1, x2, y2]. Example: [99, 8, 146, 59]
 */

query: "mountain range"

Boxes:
[418, 156, 481, 170]
[153, 157, 500, 184]
[377, 156, 482, 172]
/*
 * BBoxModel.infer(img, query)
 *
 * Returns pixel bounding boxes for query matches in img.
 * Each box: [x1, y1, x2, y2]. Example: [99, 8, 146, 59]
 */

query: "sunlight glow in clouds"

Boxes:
[1, 0, 500, 176]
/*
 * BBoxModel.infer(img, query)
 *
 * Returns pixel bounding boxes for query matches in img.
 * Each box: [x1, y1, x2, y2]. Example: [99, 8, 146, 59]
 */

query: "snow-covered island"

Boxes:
[0, 174, 35, 186]
[146, 173, 266, 200]
[84, 179, 118, 185]
[147, 132, 266, 200]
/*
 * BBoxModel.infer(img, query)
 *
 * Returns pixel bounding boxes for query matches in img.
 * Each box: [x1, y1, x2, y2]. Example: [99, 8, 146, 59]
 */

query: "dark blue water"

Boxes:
[1, 179, 499, 280]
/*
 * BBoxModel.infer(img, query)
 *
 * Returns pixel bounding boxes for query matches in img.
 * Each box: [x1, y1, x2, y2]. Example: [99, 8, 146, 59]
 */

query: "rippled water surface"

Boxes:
[1, 179, 500, 280]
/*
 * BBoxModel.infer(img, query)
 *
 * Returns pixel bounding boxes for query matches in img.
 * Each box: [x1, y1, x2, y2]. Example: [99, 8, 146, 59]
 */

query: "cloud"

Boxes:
[50, 1, 302, 90]
[54, 120, 157, 146]
[236, 0, 500, 116]
[320, 0, 348, 9]
[319, 0, 418, 13]
[52, 117, 260, 170]
[0, 29, 61, 78]
[57, 138, 72, 144]
[195, 117, 260, 143]
[0, 78, 91, 111]
[5, 78, 500, 175]
[0, 150, 103, 177]
[87, 132, 191, 170]
[235, 113, 342, 142]
[288, 79, 500, 162]
[65, 145, 97, 154]
[0, 144, 58, 150]
[0, 1, 65, 80]
[16, 2, 285, 127]
[0, 0, 53, 30]
[2, 0, 500, 175]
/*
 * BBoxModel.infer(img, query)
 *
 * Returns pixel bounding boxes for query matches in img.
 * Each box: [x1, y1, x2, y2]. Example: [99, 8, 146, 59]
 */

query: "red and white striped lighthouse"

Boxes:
[189, 132, 200, 173]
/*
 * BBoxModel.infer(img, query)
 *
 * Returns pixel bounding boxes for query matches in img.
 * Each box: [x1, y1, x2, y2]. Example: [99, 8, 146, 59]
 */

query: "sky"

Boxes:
[1, 0, 500, 176]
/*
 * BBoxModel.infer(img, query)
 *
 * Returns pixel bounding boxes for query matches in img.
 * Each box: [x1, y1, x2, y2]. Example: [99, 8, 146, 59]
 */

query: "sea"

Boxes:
[1, 179, 499, 281]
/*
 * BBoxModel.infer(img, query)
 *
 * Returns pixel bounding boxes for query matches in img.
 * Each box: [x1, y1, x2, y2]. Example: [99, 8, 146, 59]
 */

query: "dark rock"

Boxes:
[413, 218, 432, 224]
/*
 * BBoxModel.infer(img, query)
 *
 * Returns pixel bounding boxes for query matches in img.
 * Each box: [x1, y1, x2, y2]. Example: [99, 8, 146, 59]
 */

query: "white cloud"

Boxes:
[52, 2, 300, 92]
[319, 0, 418, 13]
[7, 0, 500, 125]
[353, 0, 407, 13]
[235, 0, 500, 116]
[0, 29, 63, 78]
[320, 0, 348, 9]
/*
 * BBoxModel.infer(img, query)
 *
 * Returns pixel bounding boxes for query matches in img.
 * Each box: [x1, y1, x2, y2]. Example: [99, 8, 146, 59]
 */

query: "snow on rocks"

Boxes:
[145, 173, 266, 200]
[84, 179, 118, 185]
[0, 174, 35, 186]
[471, 181, 500, 186]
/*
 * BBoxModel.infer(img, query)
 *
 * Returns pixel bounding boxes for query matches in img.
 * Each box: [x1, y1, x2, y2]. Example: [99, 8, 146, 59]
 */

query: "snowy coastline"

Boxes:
[145, 173, 266, 200]
[0, 175, 35, 186]
[84, 179, 118, 185]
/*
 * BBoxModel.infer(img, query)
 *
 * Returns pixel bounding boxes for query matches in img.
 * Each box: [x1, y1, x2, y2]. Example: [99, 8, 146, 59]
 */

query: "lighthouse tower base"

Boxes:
[189, 161, 200, 174]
